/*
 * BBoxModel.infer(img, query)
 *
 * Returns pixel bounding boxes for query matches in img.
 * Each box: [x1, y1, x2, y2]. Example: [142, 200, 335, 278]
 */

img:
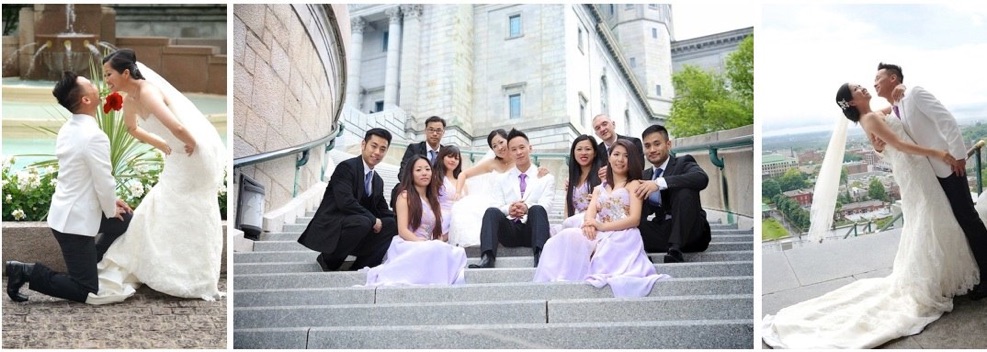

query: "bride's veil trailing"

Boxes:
[136, 62, 225, 187]
[807, 117, 849, 243]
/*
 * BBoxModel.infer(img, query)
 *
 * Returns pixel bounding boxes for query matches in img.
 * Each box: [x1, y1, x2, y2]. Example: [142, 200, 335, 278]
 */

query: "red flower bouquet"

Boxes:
[103, 92, 124, 114]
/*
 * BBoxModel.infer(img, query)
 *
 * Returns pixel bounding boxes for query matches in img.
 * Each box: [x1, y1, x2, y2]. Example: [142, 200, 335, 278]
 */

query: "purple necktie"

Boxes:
[892, 105, 901, 119]
[519, 173, 528, 197]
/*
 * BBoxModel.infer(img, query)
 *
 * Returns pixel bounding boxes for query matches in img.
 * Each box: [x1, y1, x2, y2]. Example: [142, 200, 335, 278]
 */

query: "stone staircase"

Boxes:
[233, 150, 754, 348]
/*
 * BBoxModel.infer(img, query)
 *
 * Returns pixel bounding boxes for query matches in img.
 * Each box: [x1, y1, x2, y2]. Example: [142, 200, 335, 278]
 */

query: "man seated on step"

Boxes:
[469, 128, 555, 269]
[632, 125, 711, 263]
[391, 115, 446, 210]
[297, 128, 398, 271]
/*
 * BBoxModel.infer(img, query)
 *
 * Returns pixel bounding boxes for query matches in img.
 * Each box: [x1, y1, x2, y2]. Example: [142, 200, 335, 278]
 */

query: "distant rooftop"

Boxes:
[763, 154, 796, 164]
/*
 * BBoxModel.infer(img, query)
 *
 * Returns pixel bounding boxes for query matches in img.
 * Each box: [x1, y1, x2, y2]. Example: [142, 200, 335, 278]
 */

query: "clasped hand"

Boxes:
[508, 201, 528, 218]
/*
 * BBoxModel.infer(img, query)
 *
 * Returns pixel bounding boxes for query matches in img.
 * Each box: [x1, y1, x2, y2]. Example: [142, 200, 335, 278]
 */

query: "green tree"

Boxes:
[667, 35, 753, 137]
[778, 168, 807, 192]
[762, 179, 782, 200]
[869, 178, 889, 203]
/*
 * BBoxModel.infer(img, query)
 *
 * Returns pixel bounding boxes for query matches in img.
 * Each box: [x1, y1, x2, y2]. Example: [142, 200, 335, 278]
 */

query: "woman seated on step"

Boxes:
[533, 140, 670, 297]
[552, 134, 603, 236]
[365, 155, 468, 286]
[434, 145, 464, 239]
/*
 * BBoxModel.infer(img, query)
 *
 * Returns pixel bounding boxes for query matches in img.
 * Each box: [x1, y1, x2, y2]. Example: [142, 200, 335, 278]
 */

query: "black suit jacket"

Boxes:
[596, 134, 644, 165]
[298, 156, 394, 253]
[398, 141, 442, 177]
[641, 154, 709, 221]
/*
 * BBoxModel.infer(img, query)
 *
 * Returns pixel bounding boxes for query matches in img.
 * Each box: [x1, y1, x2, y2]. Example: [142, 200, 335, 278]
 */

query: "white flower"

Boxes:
[44, 166, 56, 175]
[837, 99, 851, 110]
[16, 170, 38, 191]
[125, 179, 145, 198]
[49, 176, 58, 187]
[11, 209, 26, 220]
[135, 164, 149, 175]
[2, 156, 15, 168]
[5, 194, 11, 203]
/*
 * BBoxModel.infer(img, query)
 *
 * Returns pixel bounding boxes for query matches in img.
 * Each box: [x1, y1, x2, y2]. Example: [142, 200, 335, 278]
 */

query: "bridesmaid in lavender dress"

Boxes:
[534, 140, 670, 297]
[434, 146, 464, 237]
[552, 135, 603, 236]
[365, 156, 467, 286]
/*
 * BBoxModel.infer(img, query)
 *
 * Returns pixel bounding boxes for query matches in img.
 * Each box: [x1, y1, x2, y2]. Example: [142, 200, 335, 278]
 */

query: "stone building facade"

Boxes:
[232, 4, 348, 215]
[340, 4, 680, 152]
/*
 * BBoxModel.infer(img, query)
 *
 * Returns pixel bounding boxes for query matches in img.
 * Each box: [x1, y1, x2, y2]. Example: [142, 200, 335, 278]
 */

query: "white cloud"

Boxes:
[758, 4, 987, 132]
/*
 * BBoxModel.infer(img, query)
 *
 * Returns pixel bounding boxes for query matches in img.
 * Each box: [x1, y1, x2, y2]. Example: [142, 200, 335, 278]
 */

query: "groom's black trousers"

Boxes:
[478, 206, 550, 257]
[938, 174, 987, 282]
[28, 213, 132, 303]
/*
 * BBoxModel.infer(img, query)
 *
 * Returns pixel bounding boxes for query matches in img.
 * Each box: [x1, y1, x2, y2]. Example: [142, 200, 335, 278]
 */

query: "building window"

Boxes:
[625, 4, 635, 10]
[656, 84, 662, 97]
[652, 28, 658, 39]
[382, 31, 389, 52]
[609, 5, 615, 16]
[579, 93, 588, 128]
[600, 76, 609, 115]
[509, 15, 522, 38]
[509, 94, 522, 119]
[649, 4, 659, 10]
[629, 57, 636, 68]
[374, 101, 384, 113]
[578, 26, 584, 53]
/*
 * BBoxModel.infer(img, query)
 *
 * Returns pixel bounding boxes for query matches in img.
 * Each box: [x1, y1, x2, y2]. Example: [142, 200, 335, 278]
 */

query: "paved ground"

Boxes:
[762, 230, 987, 349]
[2, 276, 227, 349]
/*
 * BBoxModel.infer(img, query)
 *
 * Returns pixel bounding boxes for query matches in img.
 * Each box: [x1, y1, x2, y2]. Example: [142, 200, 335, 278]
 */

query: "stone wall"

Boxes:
[233, 4, 347, 217]
[674, 125, 755, 218]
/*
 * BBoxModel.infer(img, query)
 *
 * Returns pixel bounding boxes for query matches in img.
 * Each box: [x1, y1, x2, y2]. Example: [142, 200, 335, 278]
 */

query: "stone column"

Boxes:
[398, 5, 422, 118]
[383, 7, 402, 109]
[345, 17, 366, 109]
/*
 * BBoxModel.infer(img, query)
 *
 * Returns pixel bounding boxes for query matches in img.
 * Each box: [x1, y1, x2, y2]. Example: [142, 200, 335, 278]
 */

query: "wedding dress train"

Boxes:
[761, 114, 980, 348]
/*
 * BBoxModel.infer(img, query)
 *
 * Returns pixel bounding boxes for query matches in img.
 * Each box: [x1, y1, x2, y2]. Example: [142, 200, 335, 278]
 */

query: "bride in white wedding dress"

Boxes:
[85, 49, 225, 304]
[762, 83, 981, 348]
[447, 129, 549, 247]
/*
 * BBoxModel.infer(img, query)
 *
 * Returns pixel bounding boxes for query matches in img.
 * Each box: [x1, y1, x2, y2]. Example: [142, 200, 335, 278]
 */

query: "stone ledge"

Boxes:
[1, 221, 228, 274]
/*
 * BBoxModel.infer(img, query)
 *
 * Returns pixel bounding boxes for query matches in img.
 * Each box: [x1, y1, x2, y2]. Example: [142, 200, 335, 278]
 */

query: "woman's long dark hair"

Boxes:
[433, 145, 463, 179]
[398, 155, 443, 239]
[102, 48, 146, 80]
[486, 129, 508, 160]
[565, 135, 602, 216]
[605, 139, 644, 187]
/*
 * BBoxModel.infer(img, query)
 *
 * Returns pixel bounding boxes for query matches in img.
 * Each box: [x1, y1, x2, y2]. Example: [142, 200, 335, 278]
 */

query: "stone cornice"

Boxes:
[671, 27, 752, 55]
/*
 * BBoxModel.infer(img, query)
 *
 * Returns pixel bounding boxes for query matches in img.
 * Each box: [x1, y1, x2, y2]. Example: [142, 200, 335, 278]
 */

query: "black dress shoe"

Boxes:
[663, 248, 684, 263]
[468, 253, 496, 269]
[5, 261, 33, 302]
[316, 254, 331, 272]
[969, 285, 987, 301]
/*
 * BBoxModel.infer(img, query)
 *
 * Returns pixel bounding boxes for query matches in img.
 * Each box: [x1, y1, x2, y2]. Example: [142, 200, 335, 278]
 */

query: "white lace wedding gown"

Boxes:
[86, 71, 226, 304]
[448, 152, 507, 247]
[762, 114, 981, 348]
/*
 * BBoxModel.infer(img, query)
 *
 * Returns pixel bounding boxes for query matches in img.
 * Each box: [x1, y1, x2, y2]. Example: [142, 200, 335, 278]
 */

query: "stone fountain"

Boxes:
[5, 4, 117, 80]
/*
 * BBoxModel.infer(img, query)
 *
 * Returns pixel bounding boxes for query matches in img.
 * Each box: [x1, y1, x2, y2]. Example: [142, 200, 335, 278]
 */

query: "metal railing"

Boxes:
[671, 133, 754, 224]
[232, 123, 345, 197]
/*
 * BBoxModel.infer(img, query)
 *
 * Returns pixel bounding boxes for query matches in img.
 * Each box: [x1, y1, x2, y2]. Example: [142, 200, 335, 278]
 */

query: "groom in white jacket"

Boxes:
[873, 62, 987, 300]
[5, 71, 132, 303]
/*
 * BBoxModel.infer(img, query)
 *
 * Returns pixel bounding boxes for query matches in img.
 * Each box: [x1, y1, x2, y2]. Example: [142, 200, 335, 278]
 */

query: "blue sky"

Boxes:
[758, 3, 987, 134]
[673, 3, 755, 40]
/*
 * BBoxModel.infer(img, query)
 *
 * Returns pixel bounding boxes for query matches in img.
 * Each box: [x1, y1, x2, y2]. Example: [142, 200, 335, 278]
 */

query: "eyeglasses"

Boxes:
[427, 128, 444, 134]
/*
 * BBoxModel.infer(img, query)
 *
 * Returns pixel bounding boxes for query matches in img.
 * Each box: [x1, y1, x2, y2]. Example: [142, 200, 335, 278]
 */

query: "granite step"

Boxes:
[234, 294, 752, 329]
[282, 220, 745, 234]
[234, 319, 754, 349]
[233, 276, 752, 306]
[250, 240, 753, 254]
[233, 250, 753, 266]
[234, 257, 752, 278]
[258, 231, 753, 243]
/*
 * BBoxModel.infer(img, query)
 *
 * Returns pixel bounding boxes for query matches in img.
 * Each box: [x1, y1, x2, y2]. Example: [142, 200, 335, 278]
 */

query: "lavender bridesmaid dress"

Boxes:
[534, 185, 670, 297]
[551, 181, 593, 236]
[365, 200, 467, 286]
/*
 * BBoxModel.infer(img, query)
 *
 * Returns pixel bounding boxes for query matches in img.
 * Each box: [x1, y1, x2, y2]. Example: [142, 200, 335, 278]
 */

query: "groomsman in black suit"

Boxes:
[298, 128, 398, 271]
[633, 125, 711, 263]
[391, 115, 446, 208]
[592, 114, 644, 182]
[469, 129, 556, 268]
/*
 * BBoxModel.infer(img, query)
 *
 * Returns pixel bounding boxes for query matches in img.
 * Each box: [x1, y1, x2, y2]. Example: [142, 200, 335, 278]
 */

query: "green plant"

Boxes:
[2, 157, 57, 221]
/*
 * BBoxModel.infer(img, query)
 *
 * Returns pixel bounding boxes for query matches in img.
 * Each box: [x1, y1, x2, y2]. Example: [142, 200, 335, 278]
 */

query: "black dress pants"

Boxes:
[322, 215, 397, 270]
[478, 206, 550, 257]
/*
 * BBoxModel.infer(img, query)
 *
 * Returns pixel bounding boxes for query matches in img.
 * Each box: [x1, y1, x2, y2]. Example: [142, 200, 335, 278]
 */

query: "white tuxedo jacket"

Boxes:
[896, 86, 967, 178]
[47, 114, 118, 236]
[495, 164, 556, 223]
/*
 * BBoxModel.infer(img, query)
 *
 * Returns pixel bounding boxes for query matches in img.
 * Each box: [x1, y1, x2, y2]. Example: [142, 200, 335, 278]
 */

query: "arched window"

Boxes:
[600, 75, 609, 115]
